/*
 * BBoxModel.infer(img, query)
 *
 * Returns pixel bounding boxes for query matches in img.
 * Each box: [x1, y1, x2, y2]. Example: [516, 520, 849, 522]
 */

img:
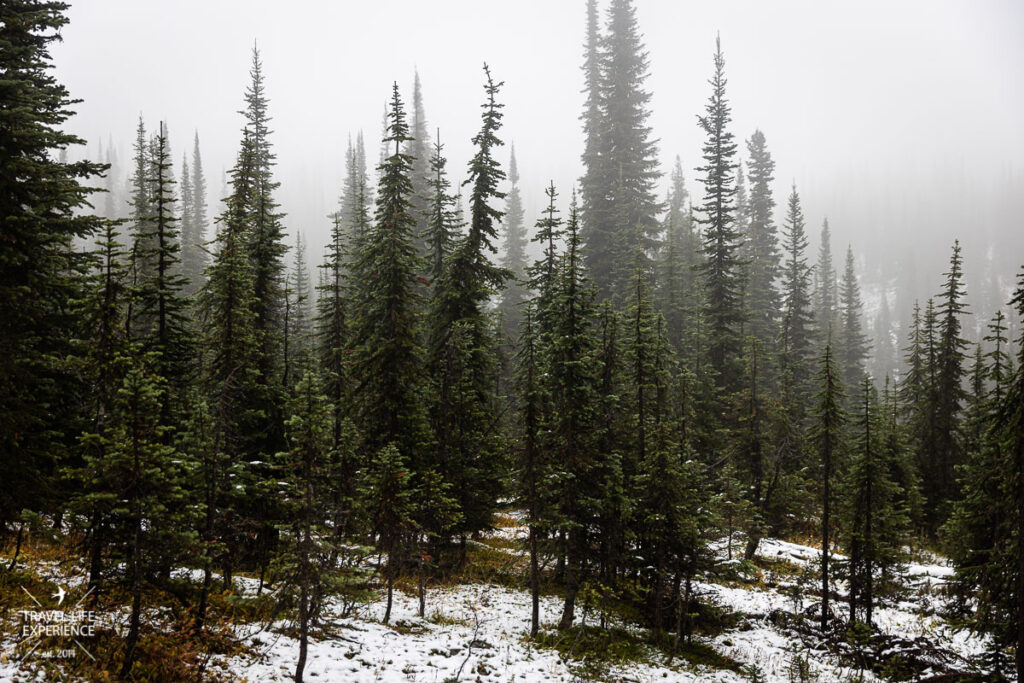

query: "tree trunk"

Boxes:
[529, 525, 540, 638]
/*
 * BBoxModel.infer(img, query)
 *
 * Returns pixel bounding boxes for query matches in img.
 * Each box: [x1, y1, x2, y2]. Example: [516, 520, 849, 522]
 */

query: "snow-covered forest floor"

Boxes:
[0, 512, 999, 682]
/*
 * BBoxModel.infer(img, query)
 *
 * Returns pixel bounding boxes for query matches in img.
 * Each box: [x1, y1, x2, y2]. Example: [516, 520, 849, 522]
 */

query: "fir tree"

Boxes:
[283, 232, 312, 387]
[133, 122, 192, 404]
[427, 66, 510, 535]
[498, 143, 529, 343]
[580, 0, 661, 300]
[349, 84, 428, 465]
[361, 443, 416, 625]
[742, 130, 780, 356]
[422, 132, 461, 290]
[404, 69, 431, 259]
[838, 246, 870, 392]
[656, 157, 701, 364]
[815, 219, 838, 335]
[241, 46, 289, 390]
[181, 131, 209, 295]
[812, 342, 845, 632]
[928, 242, 969, 530]
[696, 36, 743, 391]
[548, 196, 602, 630]
[779, 184, 815, 419]
[843, 378, 908, 627]
[275, 370, 342, 683]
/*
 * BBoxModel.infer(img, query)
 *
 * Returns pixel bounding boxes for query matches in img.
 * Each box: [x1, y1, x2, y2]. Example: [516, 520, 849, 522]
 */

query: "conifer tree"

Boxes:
[742, 130, 780, 355]
[181, 132, 209, 295]
[74, 219, 131, 601]
[197, 127, 262, 587]
[349, 84, 428, 465]
[361, 443, 416, 625]
[404, 70, 431, 258]
[422, 133, 461, 290]
[843, 378, 908, 626]
[656, 158, 702, 363]
[812, 342, 845, 632]
[428, 66, 510, 535]
[498, 144, 529, 343]
[947, 271, 1024, 674]
[548, 196, 602, 630]
[241, 46, 289, 390]
[696, 36, 743, 391]
[815, 219, 838, 335]
[926, 242, 968, 530]
[103, 360, 192, 678]
[275, 370, 342, 683]
[580, 0, 661, 300]
[514, 303, 550, 637]
[283, 232, 311, 387]
[134, 122, 192, 404]
[838, 246, 870, 392]
[779, 184, 815, 419]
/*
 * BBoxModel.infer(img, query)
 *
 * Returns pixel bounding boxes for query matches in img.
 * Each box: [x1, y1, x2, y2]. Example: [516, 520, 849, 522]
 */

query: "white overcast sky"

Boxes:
[53, 0, 1024, 309]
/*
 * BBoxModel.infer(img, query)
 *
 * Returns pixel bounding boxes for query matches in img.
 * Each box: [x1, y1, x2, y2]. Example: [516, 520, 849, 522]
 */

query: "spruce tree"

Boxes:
[361, 442, 416, 625]
[498, 144, 529, 343]
[812, 342, 845, 632]
[349, 84, 428, 464]
[580, 0, 661, 300]
[283, 232, 311, 387]
[696, 36, 743, 391]
[181, 131, 209, 295]
[241, 46, 289, 390]
[404, 70, 431, 259]
[815, 219, 838, 336]
[929, 241, 969, 530]
[422, 132, 461, 290]
[779, 184, 815, 420]
[548, 196, 602, 630]
[656, 157, 702, 364]
[133, 122, 192, 405]
[843, 378, 908, 627]
[742, 130, 780, 356]
[947, 270, 1024, 674]
[428, 66, 510, 535]
[838, 246, 870, 392]
[514, 303, 550, 637]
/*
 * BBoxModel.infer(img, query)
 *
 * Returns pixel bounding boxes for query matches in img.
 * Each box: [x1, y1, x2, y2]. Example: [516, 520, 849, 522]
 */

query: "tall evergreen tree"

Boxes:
[815, 219, 838, 336]
[133, 122, 191, 403]
[812, 342, 845, 632]
[181, 131, 209, 295]
[580, 0, 661, 300]
[928, 241, 969, 530]
[498, 143, 529, 343]
[779, 184, 815, 419]
[349, 84, 428, 465]
[548, 196, 601, 630]
[656, 157, 701, 362]
[742, 130, 780, 355]
[696, 36, 743, 391]
[843, 378, 908, 627]
[838, 246, 870, 391]
[404, 70, 431, 259]
[241, 46, 289, 391]
[428, 66, 510, 535]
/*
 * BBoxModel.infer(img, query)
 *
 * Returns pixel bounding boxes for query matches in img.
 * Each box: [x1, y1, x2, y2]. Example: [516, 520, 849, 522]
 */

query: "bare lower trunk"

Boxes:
[529, 525, 539, 637]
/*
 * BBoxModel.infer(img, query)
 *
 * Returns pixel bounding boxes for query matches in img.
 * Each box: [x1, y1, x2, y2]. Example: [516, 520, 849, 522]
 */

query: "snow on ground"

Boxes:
[1, 531, 996, 683]
[223, 583, 745, 683]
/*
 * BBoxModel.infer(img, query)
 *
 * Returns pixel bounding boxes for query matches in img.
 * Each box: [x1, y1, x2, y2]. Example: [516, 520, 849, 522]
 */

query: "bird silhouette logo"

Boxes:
[51, 585, 66, 607]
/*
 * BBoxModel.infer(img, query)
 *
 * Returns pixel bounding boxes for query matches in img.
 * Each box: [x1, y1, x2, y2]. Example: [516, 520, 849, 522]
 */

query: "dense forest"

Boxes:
[1, 1, 1021, 681]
